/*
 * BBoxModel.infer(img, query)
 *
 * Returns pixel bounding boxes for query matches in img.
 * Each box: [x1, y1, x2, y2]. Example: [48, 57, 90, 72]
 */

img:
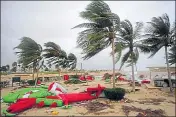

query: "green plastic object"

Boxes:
[36, 98, 63, 107]
[2, 88, 51, 103]
[40, 85, 48, 89]
[1, 109, 16, 116]
[105, 79, 110, 82]
[60, 105, 72, 109]
[29, 91, 51, 98]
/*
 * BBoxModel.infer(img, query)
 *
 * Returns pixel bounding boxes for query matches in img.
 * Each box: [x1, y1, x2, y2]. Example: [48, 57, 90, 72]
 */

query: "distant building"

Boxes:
[147, 66, 176, 79]
[147, 66, 175, 73]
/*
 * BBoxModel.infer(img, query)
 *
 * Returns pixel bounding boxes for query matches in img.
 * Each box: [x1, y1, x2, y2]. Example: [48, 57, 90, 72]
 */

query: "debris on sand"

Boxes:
[122, 105, 166, 117]
[94, 111, 115, 115]
[85, 101, 111, 113]
[73, 88, 79, 90]
[121, 98, 134, 103]
[138, 98, 166, 105]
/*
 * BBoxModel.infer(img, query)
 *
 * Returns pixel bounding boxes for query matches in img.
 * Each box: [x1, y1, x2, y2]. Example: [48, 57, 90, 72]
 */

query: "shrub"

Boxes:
[27, 80, 35, 86]
[104, 88, 125, 100]
[103, 73, 111, 79]
[64, 79, 85, 84]
[70, 75, 80, 79]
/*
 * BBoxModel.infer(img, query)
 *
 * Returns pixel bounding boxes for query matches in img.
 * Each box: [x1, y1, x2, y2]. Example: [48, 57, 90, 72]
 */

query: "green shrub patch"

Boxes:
[104, 88, 125, 100]
[64, 79, 85, 84]
[27, 80, 35, 86]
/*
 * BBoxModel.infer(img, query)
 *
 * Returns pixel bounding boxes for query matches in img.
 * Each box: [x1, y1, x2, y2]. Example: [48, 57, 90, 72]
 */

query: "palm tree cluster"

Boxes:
[14, 37, 77, 80]
[73, 0, 175, 92]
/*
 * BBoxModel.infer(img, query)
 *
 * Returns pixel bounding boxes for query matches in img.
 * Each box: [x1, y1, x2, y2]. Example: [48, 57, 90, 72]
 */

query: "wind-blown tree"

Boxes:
[143, 14, 175, 92]
[168, 23, 176, 66]
[1, 66, 7, 72]
[11, 62, 17, 72]
[168, 45, 176, 65]
[6, 65, 10, 72]
[72, 0, 120, 88]
[14, 37, 43, 80]
[48, 63, 52, 71]
[43, 42, 77, 70]
[114, 20, 151, 92]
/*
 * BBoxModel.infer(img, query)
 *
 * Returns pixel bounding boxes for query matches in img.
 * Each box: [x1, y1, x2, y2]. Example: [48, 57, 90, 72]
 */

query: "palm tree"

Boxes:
[11, 62, 17, 72]
[6, 65, 10, 72]
[48, 63, 52, 71]
[168, 45, 176, 65]
[114, 20, 151, 92]
[143, 14, 175, 92]
[43, 42, 77, 70]
[72, 0, 120, 88]
[168, 23, 176, 66]
[14, 37, 43, 81]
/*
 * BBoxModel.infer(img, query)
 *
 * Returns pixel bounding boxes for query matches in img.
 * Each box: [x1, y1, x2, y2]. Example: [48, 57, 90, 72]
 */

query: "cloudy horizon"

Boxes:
[1, 1, 175, 71]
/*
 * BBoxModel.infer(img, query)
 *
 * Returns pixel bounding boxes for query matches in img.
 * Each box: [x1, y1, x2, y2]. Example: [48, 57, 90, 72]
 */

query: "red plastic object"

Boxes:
[7, 98, 36, 113]
[79, 76, 86, 81]
[56, 88, 63, 93]
[59, 93, 96, 105]
[37, 101, 45, 108]
[48, 82, 55, 91]
[86, 75, 94, 81]
[141, 80, 150, 84]
[47, 84, 105, 105]
[50, 102, 57, 108]
[37, 80, 41, 85]
[117, 75, 125, 81]
[63, 75, 69, 81]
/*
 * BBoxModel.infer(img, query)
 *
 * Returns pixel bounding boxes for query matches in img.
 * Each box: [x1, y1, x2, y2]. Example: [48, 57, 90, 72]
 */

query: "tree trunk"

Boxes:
[112, 38, 115, 88]
[135, 63, 137, 71]
[164, 46, 173, 92]
[32, 68, 35, 80]
[131, 58, 135, 92]
[34, 69, 39, 88]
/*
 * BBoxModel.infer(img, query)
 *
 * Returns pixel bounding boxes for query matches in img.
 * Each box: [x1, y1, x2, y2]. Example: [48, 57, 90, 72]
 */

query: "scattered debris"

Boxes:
[84, 101, 111, 113]
[167, 100, 176, 104]
[73, 88, 79, 90]
[138, 98, 166, 105]
[94, 111, 115, 115]
[122, 105, 166, 117]
[123, 98, 134, 103]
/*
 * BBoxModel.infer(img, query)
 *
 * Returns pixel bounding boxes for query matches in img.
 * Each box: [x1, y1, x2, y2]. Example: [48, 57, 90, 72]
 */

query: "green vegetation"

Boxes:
[104, 88, 125, 100]
[72, 1, 120, 88]
[64, 79, 85, 84]
[114, 20, 151, 92]
[143, 14, 175, 92]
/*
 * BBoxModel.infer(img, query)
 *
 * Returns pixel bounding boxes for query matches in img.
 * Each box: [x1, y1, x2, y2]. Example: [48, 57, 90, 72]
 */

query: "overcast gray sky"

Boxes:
[1, 1, 175, 71]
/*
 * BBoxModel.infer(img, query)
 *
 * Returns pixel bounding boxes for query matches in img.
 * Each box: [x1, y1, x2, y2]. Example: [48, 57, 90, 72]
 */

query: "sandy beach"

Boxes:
[1, 77, 175, 116]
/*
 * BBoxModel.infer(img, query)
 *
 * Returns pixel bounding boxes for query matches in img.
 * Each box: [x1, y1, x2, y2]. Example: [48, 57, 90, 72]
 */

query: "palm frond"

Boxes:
[119, 50, 131, 70]
[133, 22, 143, 40]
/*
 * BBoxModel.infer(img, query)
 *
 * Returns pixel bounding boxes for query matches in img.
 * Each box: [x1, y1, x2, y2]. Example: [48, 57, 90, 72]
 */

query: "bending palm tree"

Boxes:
[143, 14, 175, 92]
[72, 0, 120, 88]
[168, 45, 176, 65]
[168, 22, 176, 66]
[43, 42, 77, 70]
[115, 20, 151, 92]
[14, 37, 43, 81]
